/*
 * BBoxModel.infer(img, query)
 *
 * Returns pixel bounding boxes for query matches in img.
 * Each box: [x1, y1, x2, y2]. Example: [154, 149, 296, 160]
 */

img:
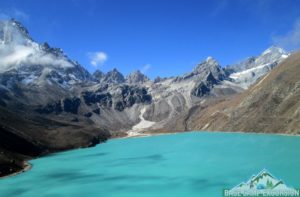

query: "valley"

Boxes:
[0, 19, 299, 177]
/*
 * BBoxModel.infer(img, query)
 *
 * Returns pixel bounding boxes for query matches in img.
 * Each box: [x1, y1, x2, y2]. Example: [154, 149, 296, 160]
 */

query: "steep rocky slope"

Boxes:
[185, 52, 300, 134]
[0, 105, 110, 177]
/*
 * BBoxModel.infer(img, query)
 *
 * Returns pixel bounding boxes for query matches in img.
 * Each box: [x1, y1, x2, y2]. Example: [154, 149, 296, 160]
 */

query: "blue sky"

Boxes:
[1, 0, 300, 78]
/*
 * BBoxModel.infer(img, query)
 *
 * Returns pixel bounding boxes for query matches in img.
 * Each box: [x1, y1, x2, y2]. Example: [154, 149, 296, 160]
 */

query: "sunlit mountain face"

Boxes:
[0, 1, 300, 197]
[0, 17, 298, 179]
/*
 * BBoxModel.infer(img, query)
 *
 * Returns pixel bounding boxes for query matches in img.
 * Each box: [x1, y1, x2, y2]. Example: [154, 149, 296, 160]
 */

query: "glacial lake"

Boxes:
[1, 132, 300, 197]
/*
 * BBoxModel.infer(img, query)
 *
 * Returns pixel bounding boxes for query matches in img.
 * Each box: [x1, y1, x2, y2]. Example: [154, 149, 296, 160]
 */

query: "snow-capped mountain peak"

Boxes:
[206, 56, 216, 62]
[204, 56, 219, 66]
[255, 46, 289, 65]
[0, 18, 32, 45]
[261, 45, 286, 56]
[0, 19, 91, 88]
[193, 56, 218, 73]
[227, 46, 289, 89]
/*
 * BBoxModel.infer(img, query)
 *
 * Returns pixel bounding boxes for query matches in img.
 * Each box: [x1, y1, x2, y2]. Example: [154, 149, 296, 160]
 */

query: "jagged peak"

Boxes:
[0, 18, 32, 44]
[255, 45, 289, 66]
[203, 56, 220, 68]
[9, 18, 30, 37]
[0, 19, 66, 58]
[261, 45, 287, 56]
[127, 70, 148, 78]
[93, 69, 105, 79]
[40, 42, 65, 57]
[206, 56, 216, 62]
[111, 68, 121, 73]
[196, 56, 220, 68]
[129, 69, 142, 75]
[93, 69, 104, 75]
[0, 19, 93, 83]
[102, 68, 125, 84]
[193, 56, 221, 74]
[126, 70, 149, 84]
[105, 68, 124, 76]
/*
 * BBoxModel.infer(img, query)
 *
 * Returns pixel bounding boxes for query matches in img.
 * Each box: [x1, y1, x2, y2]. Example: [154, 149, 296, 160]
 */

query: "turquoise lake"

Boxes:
[1, 132, 300, 197]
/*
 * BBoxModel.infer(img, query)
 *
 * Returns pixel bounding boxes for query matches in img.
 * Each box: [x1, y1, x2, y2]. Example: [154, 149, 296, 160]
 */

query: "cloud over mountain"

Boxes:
[88, 51, 108, 67]
[272, 19, 300, 51]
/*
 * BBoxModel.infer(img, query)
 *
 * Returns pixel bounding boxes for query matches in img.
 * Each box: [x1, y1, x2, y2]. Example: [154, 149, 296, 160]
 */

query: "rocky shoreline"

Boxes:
[0, 161, 31, 179]
[2, 129, 300, 179]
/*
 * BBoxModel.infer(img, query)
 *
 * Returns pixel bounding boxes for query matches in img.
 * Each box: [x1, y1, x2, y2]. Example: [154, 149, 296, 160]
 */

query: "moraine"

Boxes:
[1, 132, 300, 197]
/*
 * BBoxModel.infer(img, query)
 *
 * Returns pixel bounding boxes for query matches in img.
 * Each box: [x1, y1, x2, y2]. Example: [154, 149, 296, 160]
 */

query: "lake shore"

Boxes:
[124, 129, 300, 139]
[2, 130, 300, 196]
[1, 129, 299, 179]
[0, 161, 32, 179]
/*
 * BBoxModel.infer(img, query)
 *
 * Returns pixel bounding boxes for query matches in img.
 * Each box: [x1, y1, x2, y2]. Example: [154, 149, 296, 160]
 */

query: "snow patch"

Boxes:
[132, 107, 155, 130]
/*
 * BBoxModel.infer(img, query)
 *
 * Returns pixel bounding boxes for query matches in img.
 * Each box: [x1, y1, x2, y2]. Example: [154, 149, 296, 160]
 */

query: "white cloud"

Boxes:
[141, 64, 151, 74]
[88, 51, 108, 67]
[0, 18, 74, 73]
[272, 19, 300, 51]
[0, 44, 74, 73]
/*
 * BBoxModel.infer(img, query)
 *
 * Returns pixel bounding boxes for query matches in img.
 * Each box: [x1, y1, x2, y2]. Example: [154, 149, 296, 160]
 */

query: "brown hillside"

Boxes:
[187, 52, 300, 134]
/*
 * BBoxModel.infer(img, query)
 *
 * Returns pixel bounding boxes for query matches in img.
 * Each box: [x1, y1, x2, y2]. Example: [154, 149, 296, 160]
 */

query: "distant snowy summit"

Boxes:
[0, 18, 91, 88]
[0, 19, 290, 91]
[225, 46, 289, 89]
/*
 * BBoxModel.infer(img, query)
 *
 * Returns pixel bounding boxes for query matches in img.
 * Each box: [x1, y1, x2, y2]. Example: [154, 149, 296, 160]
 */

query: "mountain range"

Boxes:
[0, 19, 299, 177]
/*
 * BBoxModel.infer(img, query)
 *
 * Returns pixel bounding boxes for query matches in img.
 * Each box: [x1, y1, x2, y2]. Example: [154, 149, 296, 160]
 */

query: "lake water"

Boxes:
[1, 132, 300, 197]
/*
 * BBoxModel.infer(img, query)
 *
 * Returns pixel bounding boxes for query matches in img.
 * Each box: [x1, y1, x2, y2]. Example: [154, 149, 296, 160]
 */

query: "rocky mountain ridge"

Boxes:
[0, 19, 297, 177]
[0, 19, 288, 134]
